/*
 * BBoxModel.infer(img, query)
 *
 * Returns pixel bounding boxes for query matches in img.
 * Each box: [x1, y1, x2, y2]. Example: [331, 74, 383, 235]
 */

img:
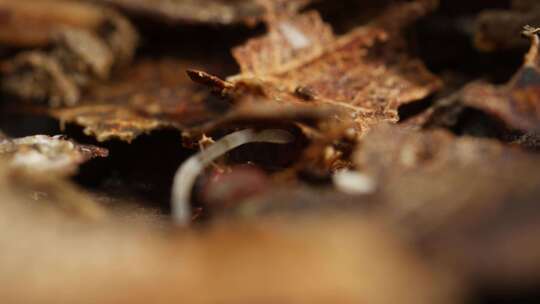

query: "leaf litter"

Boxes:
[0, 0, 540, 303]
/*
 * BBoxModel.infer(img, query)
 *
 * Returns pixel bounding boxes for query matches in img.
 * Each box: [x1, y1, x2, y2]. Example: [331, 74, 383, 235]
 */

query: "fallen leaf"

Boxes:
[96, 0, 311, 25]
[51, 59, 224, 142]
[475, 0, 540, 51]
[354, 124, 540, 285]
[424, 27, 540, 134]
[0, 134, 108, 175]
[462, 27, 540, 132]
[191, 1, 441, 138]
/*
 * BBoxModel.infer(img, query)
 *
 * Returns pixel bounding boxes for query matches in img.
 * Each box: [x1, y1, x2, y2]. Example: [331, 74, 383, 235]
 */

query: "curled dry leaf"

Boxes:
[96, 0, 311, 25]
[461, 27, 540, 132]
[0, 0, 138, 106]
[0, 134, 108, 176]
[424, 27, 540, 134]
[354, 124, 540, 286]
[191, 0, 441, 138]
[475, 0, 540, 51]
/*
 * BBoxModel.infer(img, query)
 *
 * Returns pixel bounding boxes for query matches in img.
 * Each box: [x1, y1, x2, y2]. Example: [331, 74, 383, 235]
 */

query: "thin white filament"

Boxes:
[171, 129, 293, 225]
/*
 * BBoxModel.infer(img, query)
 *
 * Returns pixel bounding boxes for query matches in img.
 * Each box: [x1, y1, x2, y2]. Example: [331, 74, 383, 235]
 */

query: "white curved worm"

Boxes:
[171, 129, 294, 225]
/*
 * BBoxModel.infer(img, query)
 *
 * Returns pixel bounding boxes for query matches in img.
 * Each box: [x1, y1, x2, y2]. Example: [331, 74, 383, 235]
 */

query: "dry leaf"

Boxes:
[51, 59, 224, 142]
[475, 0, 540, 51]
[96, 0, 311, 25]
[191, 1, 441, 138]
[424, 27, 540, 134]
[462, 27, 540, 132]
[354, 124, 540, 285]
[52, 58, 330, 143]
[0, 134, 108, 175]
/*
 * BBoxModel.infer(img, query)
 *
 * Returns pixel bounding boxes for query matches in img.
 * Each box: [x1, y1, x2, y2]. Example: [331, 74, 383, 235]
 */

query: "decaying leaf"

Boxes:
[475, 0, 540, 51]
[50, 59, 224, 142]
[354, 124, 540, 285]
[3, 1, 540, 302]
[464, 26, 540, 132]
[424, 27, 540, 134]
[0, 134, 108, 175]
[228, 124, 540, 286]
[96, 0, 311, 25]
[0, 0, 138, 106]
[51, 58, 329, 143]
[191, 0, 441, 139]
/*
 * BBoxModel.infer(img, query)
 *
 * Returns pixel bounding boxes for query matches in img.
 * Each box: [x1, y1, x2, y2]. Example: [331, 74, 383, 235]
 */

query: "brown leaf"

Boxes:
[192, 1, 441, 138]
[462, 27, 540, 132]
[354, 124, 540, 285]
[96, 0, 311, 25]
[51, 59, 224, 142]
[475, 0, 540, 51]
[223, 124, 540, 285]
[0, 134, 108, 176]
[425, 28, 540, 134]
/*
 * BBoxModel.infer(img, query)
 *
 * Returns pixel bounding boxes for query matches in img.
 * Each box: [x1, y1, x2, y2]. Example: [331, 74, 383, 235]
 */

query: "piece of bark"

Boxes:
[0, 134, 108, 176]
